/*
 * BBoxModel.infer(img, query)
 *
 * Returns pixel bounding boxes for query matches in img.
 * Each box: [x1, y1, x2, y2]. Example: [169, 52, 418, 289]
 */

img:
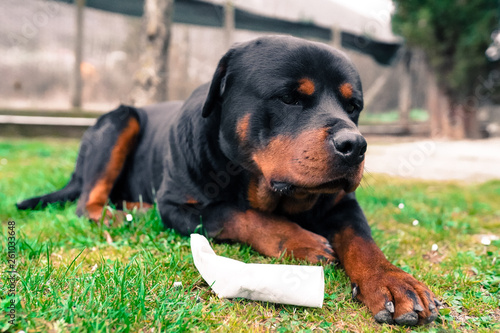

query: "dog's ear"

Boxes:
[202, 50, 233, 118]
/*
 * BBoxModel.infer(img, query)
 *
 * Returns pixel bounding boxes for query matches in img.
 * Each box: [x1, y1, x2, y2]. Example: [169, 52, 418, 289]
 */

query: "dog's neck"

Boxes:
[247, 175, 321, 215]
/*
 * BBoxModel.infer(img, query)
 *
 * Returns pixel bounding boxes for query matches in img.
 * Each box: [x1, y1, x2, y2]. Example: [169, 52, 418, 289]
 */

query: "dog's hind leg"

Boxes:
[75, 105, 142, 224]
[16, 106, 142, 220]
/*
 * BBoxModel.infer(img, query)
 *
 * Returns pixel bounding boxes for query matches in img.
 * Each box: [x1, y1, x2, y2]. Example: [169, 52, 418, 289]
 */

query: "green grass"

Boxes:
[359, 109, 430, 124]
[1, 138, 499, 332]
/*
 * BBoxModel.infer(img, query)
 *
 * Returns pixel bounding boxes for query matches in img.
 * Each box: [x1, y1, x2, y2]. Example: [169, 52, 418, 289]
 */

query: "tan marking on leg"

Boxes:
[86, 118, 140, 223]
[217, 209, 334, 263]
[332, 227, 438, 324]
[123, 201, 153, 210]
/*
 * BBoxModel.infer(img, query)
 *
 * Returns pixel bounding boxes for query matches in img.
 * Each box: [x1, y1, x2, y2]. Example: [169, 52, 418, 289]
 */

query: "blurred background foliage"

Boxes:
[392, 0, 499, 102]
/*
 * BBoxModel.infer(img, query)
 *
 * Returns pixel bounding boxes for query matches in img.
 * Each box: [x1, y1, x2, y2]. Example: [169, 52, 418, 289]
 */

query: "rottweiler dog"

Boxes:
[17, 36, 439, 325]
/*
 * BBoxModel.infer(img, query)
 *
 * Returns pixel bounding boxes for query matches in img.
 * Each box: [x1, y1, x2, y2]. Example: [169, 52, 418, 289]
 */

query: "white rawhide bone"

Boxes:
[190, 234, 324, 308]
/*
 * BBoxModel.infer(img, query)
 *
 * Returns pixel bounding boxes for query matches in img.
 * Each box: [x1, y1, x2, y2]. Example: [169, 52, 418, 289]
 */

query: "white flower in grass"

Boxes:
[481, 236, 491, 246]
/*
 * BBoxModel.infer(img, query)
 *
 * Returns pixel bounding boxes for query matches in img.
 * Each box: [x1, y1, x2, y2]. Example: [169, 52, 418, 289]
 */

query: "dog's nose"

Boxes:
[332, 132, 367, 165]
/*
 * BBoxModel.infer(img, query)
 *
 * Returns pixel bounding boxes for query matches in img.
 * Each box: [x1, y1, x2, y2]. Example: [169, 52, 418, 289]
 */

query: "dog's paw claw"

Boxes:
[385, 301, 394, 313]
[324, 247, 334, 255]
[374, 309, 394, 324]
[351, 283, 359, 299]
[395, 312, 418, 326]
[316, 255, 328, 262]
[414, 303, 424, 312]
[425, 309, 439, 324]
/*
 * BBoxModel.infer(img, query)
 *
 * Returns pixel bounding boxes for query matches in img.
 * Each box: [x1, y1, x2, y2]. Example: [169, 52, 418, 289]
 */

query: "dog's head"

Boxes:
[203, 36, 366, 194]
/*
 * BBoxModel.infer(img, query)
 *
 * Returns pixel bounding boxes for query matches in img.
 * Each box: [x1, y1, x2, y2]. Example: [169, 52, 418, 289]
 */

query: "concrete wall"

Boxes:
[1, 0, 427, 113]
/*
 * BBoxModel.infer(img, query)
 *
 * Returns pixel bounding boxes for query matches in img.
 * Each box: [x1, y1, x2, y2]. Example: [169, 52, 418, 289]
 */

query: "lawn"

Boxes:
[0, 138, 499, 332]
[358, 109, 429, 125]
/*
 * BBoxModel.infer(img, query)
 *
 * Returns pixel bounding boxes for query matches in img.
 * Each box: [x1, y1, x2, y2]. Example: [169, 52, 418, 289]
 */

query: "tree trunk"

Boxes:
[427, 65, 444, 137]
[462, 103, 481, 139]
[447, 101, 466, 139]
[427, 64, 480, 139]
[129, 0, 174, 106]
[398, 49, 412, 134]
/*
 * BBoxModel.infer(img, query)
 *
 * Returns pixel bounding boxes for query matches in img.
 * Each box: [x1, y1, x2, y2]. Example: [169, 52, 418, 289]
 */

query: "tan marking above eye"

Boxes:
[339, 82, 353, 99]
[297, 78, 315, 96]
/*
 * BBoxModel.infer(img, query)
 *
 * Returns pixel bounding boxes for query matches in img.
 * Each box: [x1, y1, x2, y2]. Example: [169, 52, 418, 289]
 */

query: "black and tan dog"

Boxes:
[17, 36, 439, 325]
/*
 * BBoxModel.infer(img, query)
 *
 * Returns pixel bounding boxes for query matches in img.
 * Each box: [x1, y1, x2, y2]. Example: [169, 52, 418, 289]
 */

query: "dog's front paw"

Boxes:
[352, 264, 441, 325]
[280, 228, 336, 264]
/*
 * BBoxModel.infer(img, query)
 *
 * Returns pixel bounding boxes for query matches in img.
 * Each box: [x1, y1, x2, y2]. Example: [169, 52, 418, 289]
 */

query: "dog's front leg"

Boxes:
[216, 208, 336, 264]
[325, 195, 440, 325]
[159, 200, 335, 264]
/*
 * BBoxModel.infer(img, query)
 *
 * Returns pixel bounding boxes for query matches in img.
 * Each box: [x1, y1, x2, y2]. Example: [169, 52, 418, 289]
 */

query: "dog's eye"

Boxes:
[280, 94, 300, 105]
[346, 102, 358, 114]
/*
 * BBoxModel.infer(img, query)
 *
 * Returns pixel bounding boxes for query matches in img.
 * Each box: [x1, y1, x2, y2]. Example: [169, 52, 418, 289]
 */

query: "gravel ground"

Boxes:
[364, 137, 500, 182]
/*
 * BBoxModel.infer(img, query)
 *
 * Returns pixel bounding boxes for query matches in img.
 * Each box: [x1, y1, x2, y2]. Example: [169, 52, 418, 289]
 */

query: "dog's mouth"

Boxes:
[269, 160, 365, 195]
[270, 177, 358, 195]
